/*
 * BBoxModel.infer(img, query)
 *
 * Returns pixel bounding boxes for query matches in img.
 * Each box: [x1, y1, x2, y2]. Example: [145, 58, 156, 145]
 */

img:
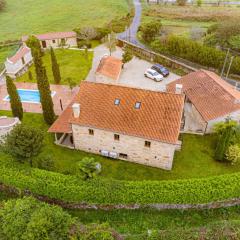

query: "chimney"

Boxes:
[175, 84, 183, 94]
[72, 103, 80, 118]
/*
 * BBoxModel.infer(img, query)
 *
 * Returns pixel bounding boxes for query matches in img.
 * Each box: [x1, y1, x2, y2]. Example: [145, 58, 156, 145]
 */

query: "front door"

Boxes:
[41, 40, 47, 48]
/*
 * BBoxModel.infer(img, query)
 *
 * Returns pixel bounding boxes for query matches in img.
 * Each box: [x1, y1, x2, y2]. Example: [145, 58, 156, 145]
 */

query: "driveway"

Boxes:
[87, 44, 180, 91]
[119, 57, 180, 91]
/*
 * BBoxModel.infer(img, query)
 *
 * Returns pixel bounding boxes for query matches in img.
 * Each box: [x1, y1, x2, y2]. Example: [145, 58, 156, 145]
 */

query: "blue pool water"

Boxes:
[4, 89, 56, 103]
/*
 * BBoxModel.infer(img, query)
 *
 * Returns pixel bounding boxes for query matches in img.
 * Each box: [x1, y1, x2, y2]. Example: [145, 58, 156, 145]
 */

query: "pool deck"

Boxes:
[0, 82, 79, 115]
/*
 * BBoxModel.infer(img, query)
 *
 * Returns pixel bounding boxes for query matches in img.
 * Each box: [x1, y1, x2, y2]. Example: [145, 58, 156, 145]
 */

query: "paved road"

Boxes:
[118, 0, 145, 48]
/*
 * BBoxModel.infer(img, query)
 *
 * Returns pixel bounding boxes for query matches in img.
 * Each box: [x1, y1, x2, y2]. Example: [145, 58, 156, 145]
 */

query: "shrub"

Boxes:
[176, 0, 187, 6]
[3, 124, 44, 164]
[0, 0, 6, 11]
[33, 154, 55, 171]
[151, 35, 240, 75]
[77, 157, 101, 180]
[197, 0, 202, 7]
[2, 157, 240, 205]
[226, 145, 240, 165]
[28, 71, 33, 80]
[139, 20, 162, 43]
[0, 197, 73, 240]
[122, 49, 133, 67]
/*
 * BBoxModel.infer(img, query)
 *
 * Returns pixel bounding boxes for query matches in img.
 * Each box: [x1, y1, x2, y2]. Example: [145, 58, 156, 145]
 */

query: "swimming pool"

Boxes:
[4, 89, 56, 104]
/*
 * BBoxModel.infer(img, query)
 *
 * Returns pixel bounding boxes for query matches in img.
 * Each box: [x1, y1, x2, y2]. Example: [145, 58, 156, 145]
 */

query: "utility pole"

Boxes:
[221, 48, 230, 78]
[226, 56, 234, 79]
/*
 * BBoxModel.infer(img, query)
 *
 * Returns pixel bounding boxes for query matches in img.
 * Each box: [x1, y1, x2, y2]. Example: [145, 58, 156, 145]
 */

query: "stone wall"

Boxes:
[72, 124, 179, 170]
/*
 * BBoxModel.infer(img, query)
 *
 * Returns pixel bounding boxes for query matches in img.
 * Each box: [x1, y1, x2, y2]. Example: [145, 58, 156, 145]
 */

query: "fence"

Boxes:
[118, 39, 197, 74]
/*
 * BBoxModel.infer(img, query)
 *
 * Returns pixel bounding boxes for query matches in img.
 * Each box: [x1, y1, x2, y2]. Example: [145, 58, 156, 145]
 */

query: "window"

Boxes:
[145, 141, 151, 148]
[114, 134, 120, 141]
[119, 153, 128, 159]
[88, 129, 94, 135]
[114, 98, 120, 105]
[52, 39, 56, 43]
[135, 102, 141, 109]
[21, 57, 25, 65]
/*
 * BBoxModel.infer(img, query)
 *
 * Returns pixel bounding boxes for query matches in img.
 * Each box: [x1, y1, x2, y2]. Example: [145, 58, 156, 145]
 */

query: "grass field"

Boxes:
[17, 49, 93, 85]
[1, 110, 240, 181]
[0, 0, 130, 42]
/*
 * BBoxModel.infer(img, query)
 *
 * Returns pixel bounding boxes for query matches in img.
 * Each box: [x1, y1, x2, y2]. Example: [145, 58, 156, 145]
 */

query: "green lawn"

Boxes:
[1, 110, 240, 181]
[17, 49, 93, 85]
[0, 0, 130, 42]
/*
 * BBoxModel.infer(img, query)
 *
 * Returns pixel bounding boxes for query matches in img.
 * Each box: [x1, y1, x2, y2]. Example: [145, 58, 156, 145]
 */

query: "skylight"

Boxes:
[135, 102, 141, 109]
[114, 99, 120, 105]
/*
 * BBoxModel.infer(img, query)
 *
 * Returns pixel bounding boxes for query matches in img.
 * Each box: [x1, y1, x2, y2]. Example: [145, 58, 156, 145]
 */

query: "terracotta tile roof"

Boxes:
[96, 56, 122, 81]
[8, 46, 31, 64]
[22, 31, 77, 42]
[49, 82, 184, 144]
[167, 70, 240, 121]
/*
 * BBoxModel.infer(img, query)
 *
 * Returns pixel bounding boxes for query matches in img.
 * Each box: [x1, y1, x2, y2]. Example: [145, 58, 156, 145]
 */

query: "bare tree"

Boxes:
[104, 32, 117, 56]
[78, 27, 97, 46]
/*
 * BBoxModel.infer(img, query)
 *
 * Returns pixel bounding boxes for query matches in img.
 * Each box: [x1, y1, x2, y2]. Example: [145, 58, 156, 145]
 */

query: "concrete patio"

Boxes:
[0, 82, 79, 115]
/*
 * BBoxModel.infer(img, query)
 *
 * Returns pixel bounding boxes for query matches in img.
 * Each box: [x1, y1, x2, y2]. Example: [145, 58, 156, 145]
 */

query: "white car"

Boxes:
[144, 69, 164, 82]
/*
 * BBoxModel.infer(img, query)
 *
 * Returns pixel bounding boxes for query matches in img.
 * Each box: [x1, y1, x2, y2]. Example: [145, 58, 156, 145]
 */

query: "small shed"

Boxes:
[95, 55, 122, 84]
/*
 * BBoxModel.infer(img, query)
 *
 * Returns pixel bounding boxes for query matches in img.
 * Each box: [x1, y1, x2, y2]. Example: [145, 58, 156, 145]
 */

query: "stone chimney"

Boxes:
[72, 103, 80, 118]
[175, 84, 183, 94]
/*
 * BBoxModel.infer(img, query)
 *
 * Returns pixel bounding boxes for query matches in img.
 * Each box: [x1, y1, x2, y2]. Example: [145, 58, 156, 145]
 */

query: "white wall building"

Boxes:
[22, 31, 77, 49]
[5, 45, 33, 79]
[0, 116, 20, 142]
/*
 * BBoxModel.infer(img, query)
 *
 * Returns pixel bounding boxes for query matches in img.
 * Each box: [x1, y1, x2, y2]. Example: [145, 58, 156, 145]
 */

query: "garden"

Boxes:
[17, 48, 93, 85]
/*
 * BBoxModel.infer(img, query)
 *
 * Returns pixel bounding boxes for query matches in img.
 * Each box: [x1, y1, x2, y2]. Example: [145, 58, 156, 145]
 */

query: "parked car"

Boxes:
[151, 64, 169, 77]
[144, 69, 163, 82]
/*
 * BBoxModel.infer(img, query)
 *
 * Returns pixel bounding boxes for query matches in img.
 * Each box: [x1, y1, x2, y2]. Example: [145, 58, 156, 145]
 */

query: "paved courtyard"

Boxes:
[87, 44, 180, 91]
[0, 82, 79, 115]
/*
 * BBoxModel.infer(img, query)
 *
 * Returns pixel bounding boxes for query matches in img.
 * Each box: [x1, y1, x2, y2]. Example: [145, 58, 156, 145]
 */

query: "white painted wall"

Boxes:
[40, 37, 77, 49]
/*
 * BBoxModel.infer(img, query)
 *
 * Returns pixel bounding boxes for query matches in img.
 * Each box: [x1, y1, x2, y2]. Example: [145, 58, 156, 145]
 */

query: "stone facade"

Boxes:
[40, 37, 77, 49]
[72, 124, 180, 170]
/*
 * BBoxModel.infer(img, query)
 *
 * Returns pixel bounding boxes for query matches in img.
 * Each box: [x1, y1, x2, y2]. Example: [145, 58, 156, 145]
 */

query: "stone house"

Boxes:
[22, 31, 77, 49]
[5, 45, 33, 79]
[49, 82, 184, 170]
[0, 116, 20, 142]
[95, 56, 122, 84]
[167, 70, 240, 134]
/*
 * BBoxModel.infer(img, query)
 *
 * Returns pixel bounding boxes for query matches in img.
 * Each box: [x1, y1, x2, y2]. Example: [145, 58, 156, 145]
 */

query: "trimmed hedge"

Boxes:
[1, 158, 240, 204]
[151, 35, 240, 75]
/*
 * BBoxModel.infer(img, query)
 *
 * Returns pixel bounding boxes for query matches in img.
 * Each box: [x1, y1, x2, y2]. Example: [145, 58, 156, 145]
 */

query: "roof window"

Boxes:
[114, 99, 120, 105]
[135, 102, 141, 109]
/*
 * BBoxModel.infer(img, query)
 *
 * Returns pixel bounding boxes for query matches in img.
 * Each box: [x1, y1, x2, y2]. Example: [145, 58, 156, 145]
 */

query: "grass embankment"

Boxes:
[0, 0, 130, 42]
[17, 49, 93, 85]
[0, 110, 239, 181]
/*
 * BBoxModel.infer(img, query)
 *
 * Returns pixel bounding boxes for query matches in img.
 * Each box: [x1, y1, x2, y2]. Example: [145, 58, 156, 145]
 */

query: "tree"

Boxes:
[6, 76, 23, 120]
[197, 0, 202, 6]
[105, 32, 117, 56]
[226, 144, 240, 165]
[33, 49, 56, 125]
[0, 0, 6, 11]
[28, 71, 33, 81]
[122, 49, 133, 68]
[50, 47, 61, 84]
[3, 124, 44, 164]
[26, 35, 43, 56]
[77, 27, 97, 47]
[176, 0, 187, 6]
[67, 77, 77, 92]
[77, 157, 101, 180]
[214, 120, 238, 161]
[139, 20, 162, 43]
[0, 197, 73, 240]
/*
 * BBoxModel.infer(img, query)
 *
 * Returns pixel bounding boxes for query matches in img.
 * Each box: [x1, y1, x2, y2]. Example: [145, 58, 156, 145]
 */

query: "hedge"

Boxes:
[151, 35, 240, 76]
[1, 158, 240, 204]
